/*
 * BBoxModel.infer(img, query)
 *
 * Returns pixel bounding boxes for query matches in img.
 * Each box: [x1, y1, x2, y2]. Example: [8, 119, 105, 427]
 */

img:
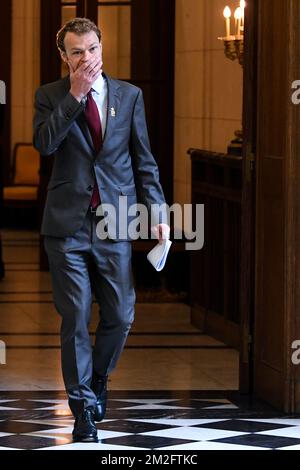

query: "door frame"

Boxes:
[239, 0, 258, 393]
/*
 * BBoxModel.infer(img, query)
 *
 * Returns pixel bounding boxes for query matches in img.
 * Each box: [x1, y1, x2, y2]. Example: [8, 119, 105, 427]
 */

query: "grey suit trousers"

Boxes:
[44, 210, 135, 416]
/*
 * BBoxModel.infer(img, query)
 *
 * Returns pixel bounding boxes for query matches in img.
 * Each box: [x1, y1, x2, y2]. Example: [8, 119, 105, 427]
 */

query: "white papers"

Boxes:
[147, 239, 172, 272]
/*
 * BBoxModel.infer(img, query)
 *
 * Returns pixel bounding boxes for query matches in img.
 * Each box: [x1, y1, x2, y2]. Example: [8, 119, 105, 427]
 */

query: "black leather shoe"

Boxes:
[72, 407, 98, 442]
[91, 375, 108, 422]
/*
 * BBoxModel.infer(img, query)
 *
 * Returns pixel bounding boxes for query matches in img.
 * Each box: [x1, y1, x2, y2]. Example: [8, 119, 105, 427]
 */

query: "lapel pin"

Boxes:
[110, 107, 116, 117]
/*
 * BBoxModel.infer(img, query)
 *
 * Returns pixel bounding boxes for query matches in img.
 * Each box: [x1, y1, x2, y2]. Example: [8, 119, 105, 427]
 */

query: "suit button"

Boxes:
[87, 185, 93, 191]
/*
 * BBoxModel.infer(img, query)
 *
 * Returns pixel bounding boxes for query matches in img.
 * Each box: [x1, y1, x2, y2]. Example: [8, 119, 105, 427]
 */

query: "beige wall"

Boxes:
[174, 0, 243, 204]
[11, 0, 40, 157]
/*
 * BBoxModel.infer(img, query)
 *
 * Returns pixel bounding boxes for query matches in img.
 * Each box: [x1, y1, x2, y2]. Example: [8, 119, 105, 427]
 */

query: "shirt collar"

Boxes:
[92, 73, 106, 95]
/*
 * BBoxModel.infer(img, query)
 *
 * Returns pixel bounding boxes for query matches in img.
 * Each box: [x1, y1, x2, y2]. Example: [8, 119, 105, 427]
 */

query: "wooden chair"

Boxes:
[3, 143, 40, 209]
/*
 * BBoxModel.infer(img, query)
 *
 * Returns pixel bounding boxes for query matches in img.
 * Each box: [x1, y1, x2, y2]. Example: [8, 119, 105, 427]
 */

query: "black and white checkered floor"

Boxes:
[0, 390, 300, 450]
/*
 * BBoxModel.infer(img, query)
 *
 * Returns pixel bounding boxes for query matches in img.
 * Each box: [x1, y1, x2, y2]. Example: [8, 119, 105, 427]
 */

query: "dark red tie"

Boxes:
[84, 90, 102, 209]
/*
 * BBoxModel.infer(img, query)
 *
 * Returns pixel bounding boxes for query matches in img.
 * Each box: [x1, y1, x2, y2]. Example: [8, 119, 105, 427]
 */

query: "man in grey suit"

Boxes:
[33, 17, 169, 443]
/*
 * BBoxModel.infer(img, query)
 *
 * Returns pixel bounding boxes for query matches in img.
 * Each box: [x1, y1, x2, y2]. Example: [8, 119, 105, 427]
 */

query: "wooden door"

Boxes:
[253, 0, 300, 411]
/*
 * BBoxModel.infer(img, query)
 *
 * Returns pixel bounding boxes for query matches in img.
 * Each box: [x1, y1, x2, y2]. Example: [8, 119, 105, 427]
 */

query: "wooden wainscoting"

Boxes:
[188, 149, 242, 349]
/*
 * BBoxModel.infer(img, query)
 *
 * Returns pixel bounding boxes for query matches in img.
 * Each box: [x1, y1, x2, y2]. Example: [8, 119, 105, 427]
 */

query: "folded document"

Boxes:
[147, 239, 172, 272]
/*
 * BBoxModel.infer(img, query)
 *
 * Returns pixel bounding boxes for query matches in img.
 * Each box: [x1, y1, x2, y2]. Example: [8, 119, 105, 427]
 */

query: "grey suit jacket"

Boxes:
[33, 74, 167, 240]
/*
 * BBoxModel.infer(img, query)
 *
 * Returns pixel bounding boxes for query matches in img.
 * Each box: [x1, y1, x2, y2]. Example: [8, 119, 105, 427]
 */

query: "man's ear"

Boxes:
[60, 50, 68, 63]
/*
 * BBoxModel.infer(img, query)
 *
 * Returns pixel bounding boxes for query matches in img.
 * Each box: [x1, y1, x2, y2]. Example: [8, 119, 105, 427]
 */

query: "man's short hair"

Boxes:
[56, 17, 101, 52]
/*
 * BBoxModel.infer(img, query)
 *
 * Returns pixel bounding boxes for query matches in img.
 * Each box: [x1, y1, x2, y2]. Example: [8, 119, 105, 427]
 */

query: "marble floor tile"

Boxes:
[0, 390, 298, 449]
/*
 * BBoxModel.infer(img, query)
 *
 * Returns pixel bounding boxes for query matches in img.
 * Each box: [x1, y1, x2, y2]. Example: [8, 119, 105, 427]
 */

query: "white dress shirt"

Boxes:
[90, 74, 108, 138]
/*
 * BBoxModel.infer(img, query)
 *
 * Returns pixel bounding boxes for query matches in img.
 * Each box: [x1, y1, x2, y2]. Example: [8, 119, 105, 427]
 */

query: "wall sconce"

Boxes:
[217, 1, 246, 154]
[218, 1, 245, 67]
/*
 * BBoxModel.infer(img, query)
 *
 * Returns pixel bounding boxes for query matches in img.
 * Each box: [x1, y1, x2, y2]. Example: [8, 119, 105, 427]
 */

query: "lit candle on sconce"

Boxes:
[234, 7, 242, 37]
[218, 3, 245, 67]
[223, 6, 231, 38]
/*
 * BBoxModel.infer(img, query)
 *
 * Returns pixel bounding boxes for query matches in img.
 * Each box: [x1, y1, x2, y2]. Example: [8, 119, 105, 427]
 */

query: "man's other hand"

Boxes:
[151, 224, 170, 245]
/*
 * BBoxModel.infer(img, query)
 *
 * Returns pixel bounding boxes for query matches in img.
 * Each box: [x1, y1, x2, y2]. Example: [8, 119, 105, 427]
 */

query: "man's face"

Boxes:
[61, 30, 102, 72]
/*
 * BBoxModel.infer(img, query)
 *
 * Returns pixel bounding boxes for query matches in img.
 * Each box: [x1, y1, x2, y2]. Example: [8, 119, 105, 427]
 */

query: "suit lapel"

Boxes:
[76, 111, 94, 151]
[102, 74, 121, 148]
[61, 75, 94, 152]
